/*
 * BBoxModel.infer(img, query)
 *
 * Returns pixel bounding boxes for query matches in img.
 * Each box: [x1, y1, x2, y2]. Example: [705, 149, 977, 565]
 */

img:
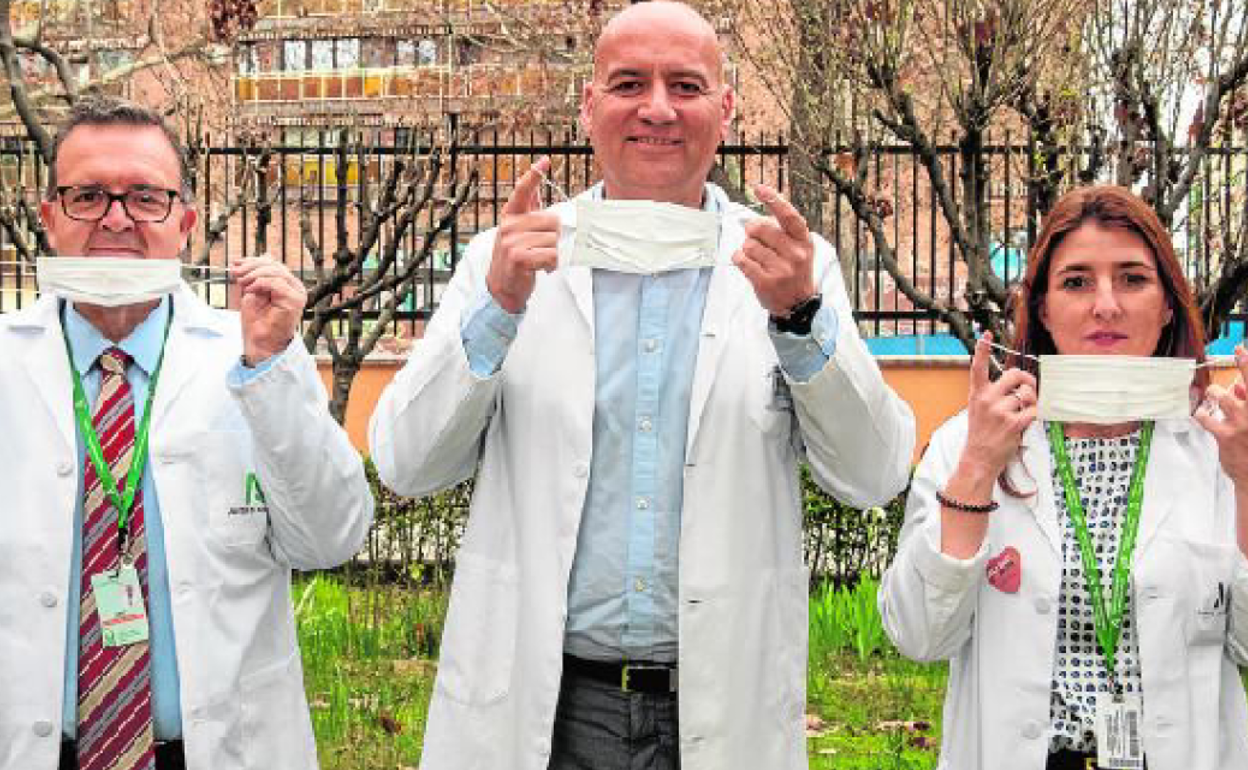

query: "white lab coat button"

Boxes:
[573, 463, 589, 478]
[1021, 720, 1041, 739]
[638, 417, 653, 433]
[40, 591, 57, 608]
[636, 497, 650, 510]
[57, 460, 73, 477]
[1034, 597, 1051, 614]
[643, 339, 659, 353]
[635, 578, 646, 592]
[33, 720, 53, 737]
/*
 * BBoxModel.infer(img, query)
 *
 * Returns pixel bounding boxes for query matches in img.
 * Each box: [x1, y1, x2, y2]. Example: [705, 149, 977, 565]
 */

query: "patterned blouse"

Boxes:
[1048, 429, 1145, 754]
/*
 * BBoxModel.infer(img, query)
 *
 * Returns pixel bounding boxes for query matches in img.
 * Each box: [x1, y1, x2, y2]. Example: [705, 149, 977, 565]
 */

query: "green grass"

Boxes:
[297, 573, 446, 769]
[296, 574, 946, 769]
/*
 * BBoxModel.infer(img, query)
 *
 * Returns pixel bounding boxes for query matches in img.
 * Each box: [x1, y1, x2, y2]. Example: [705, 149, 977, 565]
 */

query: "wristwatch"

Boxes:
[770, 293, 823, 335]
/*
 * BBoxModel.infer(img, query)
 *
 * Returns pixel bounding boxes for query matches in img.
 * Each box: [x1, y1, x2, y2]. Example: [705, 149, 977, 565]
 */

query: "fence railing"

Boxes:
[4, 131, 1247, 342]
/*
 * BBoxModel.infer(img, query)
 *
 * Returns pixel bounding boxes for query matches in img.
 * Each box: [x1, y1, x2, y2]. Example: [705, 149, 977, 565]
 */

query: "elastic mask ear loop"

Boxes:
[181, 263, 234, 287]
[534, 163, 570, 209]
[982, 339, 1040, 376]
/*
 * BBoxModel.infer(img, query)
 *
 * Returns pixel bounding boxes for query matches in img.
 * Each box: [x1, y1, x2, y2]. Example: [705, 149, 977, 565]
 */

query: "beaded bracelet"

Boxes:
[935, 489, 998, 514]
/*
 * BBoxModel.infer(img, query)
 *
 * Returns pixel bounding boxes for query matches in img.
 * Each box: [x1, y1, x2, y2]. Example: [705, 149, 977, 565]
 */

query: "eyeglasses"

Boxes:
[55, 185, 182, 223]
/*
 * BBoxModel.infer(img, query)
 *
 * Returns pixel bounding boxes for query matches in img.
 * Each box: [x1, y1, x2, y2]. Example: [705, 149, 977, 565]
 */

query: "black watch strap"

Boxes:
[770, 293, 822, 335]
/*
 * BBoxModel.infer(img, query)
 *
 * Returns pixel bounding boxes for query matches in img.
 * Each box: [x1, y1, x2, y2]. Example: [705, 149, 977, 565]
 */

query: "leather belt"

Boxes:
[562, 653, 678, 694]
[60, 738, 186, 770]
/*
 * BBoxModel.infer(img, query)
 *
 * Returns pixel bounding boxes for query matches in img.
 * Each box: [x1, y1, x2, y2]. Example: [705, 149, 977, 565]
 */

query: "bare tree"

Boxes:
[1, 0, 256, 258]
[726, 0, 1248, 348]
[295, 126, 478, 424]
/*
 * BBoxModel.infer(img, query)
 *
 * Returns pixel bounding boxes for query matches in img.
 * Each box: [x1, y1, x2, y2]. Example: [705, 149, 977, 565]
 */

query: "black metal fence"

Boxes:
[4, 131, 1247, 342]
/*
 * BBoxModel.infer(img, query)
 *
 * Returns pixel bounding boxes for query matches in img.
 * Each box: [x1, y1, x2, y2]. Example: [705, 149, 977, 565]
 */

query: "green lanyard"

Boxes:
[1048, 419, 1154, 695]
[65, 316, 171, 561]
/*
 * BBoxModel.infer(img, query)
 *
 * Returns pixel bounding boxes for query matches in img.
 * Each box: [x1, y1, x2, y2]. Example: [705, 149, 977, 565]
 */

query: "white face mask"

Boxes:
[560, 198, 721, 274]
[1038, 354, 1197, 424]
[37, 256, 183, 308]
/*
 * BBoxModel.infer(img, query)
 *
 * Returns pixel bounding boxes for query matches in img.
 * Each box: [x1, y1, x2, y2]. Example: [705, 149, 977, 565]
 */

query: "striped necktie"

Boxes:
[77, 347, 156, 770]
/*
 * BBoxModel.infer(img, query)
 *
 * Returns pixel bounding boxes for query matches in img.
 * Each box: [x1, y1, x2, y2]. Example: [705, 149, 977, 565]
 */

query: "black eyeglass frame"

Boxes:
[54, 185, 183, 224]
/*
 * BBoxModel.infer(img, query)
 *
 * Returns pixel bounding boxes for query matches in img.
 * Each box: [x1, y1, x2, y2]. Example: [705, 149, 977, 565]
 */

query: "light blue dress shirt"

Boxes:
[61, 296, 278, 739]
[460, 183, 839, 663]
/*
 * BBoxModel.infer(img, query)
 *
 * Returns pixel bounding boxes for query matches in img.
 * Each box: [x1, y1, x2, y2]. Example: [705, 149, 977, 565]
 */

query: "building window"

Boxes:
[361, 37, 395, 69]
[284, 40, 309, 71]
[417, 39, 438, 66]
[238, 44, 258, 75]
[336, 38, 361, 69]
[454, 38, 481, 66]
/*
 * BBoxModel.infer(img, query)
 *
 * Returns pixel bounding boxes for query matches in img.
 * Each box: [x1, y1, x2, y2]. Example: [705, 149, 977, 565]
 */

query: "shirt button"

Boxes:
[636, 497, 650, 511]
[635, 579, 646, 592]
[1034, 597, 1051, 615]
[57, 460, 74, 477]
[638, 417, 653, 433]
[573, 463, 589, 478]
[643, 339, 659, 353]
[1021, 720, 1041, 740]
[33, 720, 53, 737]
[40, 592, 57, 608]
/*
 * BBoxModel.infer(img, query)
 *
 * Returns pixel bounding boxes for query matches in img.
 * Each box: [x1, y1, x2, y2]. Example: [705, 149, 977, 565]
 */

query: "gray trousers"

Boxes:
[547, 668, 680, 770]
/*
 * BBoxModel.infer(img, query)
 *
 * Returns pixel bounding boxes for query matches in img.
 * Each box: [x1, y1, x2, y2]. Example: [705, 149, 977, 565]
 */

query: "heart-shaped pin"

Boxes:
[986, 546, 1021, 594]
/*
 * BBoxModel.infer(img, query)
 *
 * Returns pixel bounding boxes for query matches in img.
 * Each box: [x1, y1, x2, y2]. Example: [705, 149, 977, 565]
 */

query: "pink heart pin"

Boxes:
[986, 546, 1021, 594]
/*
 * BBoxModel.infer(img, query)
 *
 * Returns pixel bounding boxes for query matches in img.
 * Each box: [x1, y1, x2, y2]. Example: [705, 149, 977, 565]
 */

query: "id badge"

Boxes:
[1095, 693, 1145, 770]
[90, 566, 150, 647]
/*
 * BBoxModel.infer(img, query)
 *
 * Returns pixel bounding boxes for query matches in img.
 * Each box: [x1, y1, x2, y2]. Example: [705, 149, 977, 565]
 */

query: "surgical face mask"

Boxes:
[37, 256, 183, 307]
[1037, 354, 1197, 424]
[559, 198, 722, 274]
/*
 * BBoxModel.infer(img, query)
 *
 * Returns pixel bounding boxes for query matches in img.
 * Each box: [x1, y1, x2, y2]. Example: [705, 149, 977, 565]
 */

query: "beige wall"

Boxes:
[319, 356, 1248, 463]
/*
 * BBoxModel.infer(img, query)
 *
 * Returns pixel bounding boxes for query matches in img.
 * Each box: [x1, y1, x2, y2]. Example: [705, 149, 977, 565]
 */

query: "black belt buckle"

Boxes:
[621, 663, 677, 693]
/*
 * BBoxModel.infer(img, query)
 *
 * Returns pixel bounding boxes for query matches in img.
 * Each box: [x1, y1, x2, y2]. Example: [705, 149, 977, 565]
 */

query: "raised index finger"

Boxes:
[752, 183, 810, 242]
[502, 156, 552, 217]
[969, 332, 993, 394]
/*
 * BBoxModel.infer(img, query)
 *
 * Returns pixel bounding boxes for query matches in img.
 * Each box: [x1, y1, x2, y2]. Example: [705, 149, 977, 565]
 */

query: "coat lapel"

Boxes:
[1133, 419, 1183, 554]
[685, 209, 752, 455]
[12, 297, 77, 454]
[151, 286, 225, 425]
[1018, 421, 1063, 554]
[563, 265, 595, 336]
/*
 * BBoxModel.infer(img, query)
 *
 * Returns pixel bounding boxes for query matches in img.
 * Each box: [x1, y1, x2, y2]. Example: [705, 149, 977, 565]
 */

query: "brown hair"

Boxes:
[1009, 184, 1209, 394]
[46, 95, 193, 202]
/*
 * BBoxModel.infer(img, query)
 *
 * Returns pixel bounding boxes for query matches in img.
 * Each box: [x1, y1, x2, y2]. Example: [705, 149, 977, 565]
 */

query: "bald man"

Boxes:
[369, 3, 915, 769]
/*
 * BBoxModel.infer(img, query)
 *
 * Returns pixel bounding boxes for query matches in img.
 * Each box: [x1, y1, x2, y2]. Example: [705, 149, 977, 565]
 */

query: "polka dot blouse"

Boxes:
[1048, 429, 1144, 754]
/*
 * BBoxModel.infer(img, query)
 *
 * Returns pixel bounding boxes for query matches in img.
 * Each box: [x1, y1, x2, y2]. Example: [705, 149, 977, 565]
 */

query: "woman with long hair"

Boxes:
[880, 185, 1248, 769]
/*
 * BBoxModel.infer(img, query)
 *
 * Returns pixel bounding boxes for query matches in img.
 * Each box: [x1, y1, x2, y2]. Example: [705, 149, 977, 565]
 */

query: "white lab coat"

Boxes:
[369, 190, 917, 770]
[0, 287, 374, 770]
[879, 412, 1248, 770]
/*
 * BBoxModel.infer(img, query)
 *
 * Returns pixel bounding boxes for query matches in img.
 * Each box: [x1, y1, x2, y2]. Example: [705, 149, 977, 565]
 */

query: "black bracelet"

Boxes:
[935, 489, 998, 514]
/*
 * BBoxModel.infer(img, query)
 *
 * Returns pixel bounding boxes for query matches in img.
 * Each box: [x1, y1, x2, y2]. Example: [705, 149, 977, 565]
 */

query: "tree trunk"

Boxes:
[329, 357, 360, 426]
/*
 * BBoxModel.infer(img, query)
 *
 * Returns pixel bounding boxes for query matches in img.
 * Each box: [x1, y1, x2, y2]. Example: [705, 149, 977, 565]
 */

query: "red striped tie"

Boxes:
[77, 347, 156, 770]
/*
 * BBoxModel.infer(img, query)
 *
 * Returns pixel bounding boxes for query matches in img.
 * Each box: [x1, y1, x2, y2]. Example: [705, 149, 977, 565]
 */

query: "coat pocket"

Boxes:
[197, 431, 269, 548]
[435, 552, 519, 706]
[747, 366, 794, 439]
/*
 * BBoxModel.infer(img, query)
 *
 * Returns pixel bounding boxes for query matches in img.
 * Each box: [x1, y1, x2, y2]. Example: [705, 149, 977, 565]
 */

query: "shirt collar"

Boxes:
[62, 296, 171, 377]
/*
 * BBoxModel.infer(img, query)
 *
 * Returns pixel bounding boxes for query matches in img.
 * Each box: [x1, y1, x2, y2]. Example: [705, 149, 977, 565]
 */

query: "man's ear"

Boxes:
[579, 82, 596, 139]
[718, 85, 736, 141]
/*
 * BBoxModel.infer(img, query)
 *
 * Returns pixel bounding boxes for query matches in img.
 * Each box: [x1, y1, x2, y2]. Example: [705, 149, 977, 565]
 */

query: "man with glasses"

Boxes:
[0, 96, 374, 770]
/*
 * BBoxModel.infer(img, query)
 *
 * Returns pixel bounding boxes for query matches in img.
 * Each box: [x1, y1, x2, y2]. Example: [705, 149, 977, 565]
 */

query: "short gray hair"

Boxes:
[46, 96, 194, 203]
